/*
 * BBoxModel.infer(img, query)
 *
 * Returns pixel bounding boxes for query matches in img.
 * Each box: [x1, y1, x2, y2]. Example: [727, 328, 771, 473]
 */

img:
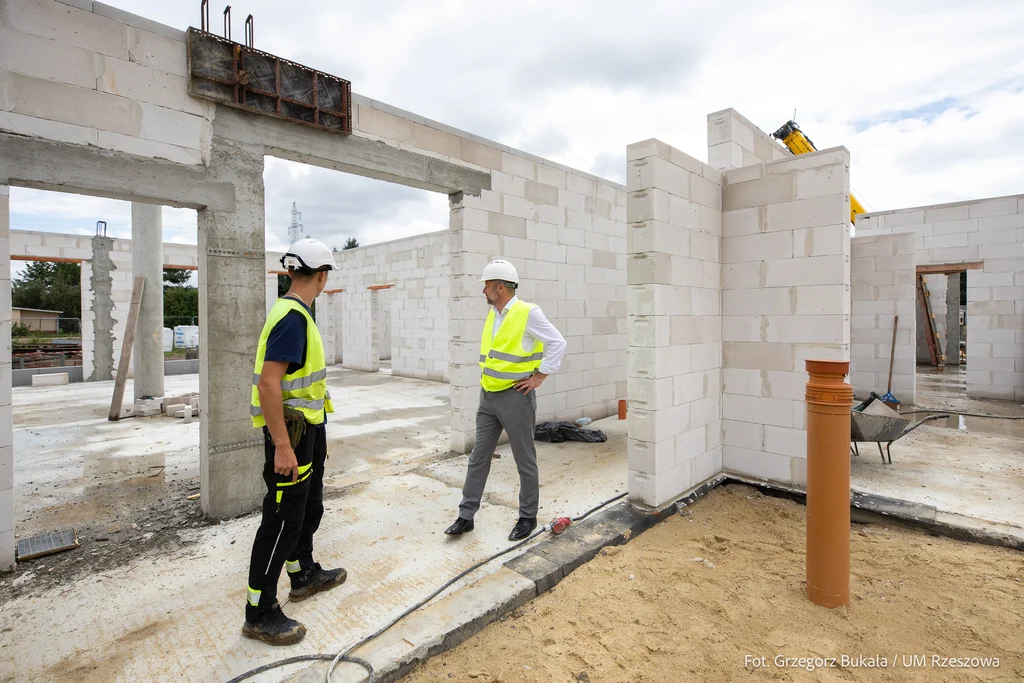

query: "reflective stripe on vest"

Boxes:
[251, 298, 335, 428]
[478, 300, 544, 393]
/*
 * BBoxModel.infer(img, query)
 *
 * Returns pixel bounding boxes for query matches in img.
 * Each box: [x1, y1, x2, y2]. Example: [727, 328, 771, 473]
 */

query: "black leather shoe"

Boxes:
[444, 518, 474, 536]
[508, 517, 537, 541]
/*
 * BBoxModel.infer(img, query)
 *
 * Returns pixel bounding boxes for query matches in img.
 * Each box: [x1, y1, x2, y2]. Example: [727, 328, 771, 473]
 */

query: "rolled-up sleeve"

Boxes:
[526, 306, 567, 375]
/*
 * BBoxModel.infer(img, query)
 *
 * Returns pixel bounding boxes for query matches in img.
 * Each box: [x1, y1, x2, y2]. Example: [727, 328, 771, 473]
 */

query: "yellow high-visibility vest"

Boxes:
[479, 300, 544, 392]
[250, 298, 334, 428]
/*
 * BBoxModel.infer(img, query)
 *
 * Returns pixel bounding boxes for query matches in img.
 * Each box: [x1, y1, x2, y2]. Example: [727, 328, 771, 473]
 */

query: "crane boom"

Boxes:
[772, 120, 865, 224]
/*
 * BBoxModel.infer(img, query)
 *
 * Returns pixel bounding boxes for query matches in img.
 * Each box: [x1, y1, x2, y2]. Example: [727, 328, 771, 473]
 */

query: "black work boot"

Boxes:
[242, 601, 306, 646]
[288, 562, 348, 603]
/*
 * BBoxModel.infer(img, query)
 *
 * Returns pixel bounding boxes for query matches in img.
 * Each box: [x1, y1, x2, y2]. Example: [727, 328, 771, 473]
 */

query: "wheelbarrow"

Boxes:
[851, 393, 949, 464]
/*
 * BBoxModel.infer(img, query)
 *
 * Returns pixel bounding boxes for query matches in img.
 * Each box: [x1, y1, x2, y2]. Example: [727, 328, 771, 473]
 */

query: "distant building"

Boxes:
[12, 307, 62, 333]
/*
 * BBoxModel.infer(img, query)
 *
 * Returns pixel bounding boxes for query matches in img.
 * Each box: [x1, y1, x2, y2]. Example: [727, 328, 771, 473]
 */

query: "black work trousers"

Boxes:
[245, 421, 327, 619]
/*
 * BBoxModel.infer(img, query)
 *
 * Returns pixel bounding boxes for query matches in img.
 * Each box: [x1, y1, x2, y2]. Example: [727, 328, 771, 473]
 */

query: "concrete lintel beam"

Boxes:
[0, 133, 235, 212]
[212, 107, 491, 197]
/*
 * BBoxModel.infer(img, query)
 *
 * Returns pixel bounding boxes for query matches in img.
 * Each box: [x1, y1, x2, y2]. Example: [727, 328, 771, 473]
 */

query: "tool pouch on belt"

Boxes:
[282, 406, 307, 449]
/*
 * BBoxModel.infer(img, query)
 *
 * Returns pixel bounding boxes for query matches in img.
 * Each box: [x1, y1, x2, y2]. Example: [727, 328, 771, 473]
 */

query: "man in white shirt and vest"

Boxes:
[445, 260, 567, 541]
[243, 238, 347, 646]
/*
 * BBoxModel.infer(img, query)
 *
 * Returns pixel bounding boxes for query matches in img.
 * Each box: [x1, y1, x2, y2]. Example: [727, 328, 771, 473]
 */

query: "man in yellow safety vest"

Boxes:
[445, 259, 567, 541]
[242, 238, 346, 646]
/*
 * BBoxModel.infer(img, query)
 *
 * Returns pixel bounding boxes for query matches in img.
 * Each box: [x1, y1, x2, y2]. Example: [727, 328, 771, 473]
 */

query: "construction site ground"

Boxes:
[851, 366, 1024, 542]
[402, 484, 1024, 683]
[1, 365, 1021, 682]
[0, 369, 628, 682]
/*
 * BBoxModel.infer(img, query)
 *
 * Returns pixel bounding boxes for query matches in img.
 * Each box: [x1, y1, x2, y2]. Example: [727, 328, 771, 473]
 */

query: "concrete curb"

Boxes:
[283, 474, 1020, 682]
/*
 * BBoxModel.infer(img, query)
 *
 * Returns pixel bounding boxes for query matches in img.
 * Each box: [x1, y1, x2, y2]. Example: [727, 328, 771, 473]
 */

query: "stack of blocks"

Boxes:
[856, 194, 1024, 400]
[849, 234, 917, 403]
[135, 397, 163, 417]
[707, 109, 791, 171]
[719, 148, 852, 487]
[625, 138, 724, 508]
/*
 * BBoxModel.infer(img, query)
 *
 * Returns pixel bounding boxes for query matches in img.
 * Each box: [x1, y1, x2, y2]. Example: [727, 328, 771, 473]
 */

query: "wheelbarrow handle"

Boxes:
[899, 413, 951, 438]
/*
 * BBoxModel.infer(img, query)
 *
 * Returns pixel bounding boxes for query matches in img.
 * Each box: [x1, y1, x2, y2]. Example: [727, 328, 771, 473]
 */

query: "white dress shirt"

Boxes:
[491, 296, 567, 375]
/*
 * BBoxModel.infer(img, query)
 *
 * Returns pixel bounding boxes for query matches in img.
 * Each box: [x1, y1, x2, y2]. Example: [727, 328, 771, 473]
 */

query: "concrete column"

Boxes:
[80, 261, 95, 380]
[88, 236, 116, 381]
[198, 138, 266, 519]
[1, 183, 14, 570]
[446, 193, 491, 454]
[131, 203, 164, 400]
[946, 272, 961, 367]
[265, 272, 278, 314]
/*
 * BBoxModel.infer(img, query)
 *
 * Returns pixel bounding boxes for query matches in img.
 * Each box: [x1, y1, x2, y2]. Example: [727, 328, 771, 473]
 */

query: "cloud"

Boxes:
[263, 158, 448, 252]
[7, 0, 1024, 246]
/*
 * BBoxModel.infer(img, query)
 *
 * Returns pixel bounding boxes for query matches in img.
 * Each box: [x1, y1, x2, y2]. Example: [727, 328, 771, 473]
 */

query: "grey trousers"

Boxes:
[458, 387, 538, 520]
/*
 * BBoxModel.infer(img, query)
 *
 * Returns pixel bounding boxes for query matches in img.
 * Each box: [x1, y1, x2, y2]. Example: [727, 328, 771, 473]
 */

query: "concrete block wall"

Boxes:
[0, 184, 12, 570]
[625, 138, 724, 508]
[0, 0, 215, 165]
[324, 231, 449, 381]
[850, 234, 916, 402]
[341, 287, 379, 372]
[720, 147, 852, 487]
[349, 94, 629, 451]
[445, 153, 628, 453]
[319, 290, 343, 365]
[707, 108, 791, 171]
[856, 194, 1024, 400]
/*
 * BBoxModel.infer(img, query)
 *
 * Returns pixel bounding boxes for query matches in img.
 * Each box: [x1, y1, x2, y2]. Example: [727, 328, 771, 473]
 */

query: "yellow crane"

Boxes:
[771, 120, 866, 224]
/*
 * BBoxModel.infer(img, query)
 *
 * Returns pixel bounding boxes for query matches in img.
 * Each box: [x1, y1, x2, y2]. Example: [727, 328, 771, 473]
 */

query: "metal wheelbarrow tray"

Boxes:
[851, 393, 949, 464]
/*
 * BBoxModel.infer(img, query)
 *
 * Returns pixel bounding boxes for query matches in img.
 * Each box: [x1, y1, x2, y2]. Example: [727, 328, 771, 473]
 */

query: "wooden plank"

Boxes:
[917, 262, 983, 274]
[10, 255, 84, 263]
[109, 276, 145, 421]
[367, 284, 396, 290]
[917, 274, 941, 367]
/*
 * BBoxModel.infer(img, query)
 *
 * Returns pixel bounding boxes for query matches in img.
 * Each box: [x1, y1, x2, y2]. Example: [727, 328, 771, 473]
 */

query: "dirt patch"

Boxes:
[0, 478, 212, 603]
[43, 617, 173, 683]
[404, 484, 1024, 682]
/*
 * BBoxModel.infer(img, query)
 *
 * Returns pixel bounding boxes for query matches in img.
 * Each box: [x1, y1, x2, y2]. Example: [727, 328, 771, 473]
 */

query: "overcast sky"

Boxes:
[9, 0, 1024, 270]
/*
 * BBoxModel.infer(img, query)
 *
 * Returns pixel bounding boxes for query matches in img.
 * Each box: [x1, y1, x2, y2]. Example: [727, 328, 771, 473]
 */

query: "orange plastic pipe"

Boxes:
[618, 399, 627, 420]
[805, 359, 853, 608]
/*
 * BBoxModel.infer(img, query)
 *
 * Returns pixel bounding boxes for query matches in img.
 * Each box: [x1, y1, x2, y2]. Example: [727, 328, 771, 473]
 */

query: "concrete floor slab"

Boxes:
[0, 369, 629, 682]
[851, 370, 1024, 535]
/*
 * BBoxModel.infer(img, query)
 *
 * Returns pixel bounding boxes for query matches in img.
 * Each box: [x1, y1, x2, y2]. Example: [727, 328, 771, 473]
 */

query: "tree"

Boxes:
[13, 261, 81, 320]
[163, 268, 193, 287]
[163, 267, 198, 328]
[343, 237, 359, 250]
[164, 287, 198, 329]
[278, 273, 291, 297]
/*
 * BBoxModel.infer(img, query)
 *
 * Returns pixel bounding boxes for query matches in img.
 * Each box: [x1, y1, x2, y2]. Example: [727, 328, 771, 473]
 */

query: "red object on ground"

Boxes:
[550, 517, 572, 535]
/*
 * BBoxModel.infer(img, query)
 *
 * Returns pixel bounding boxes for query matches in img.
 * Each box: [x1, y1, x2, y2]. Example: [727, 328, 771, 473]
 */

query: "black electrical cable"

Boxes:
[899, 409, 1024, 420]
[224, 492, 628, 683]
[223, 655, 373, 683]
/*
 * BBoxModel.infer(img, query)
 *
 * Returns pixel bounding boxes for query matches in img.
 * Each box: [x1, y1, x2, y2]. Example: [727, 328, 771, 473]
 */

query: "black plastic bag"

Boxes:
[534, 421, 608, 443]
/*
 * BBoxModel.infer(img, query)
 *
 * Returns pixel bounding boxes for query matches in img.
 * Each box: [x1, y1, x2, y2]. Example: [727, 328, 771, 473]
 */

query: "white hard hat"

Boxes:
[281, 238, 337, 272]
[480, 259, 519, 285]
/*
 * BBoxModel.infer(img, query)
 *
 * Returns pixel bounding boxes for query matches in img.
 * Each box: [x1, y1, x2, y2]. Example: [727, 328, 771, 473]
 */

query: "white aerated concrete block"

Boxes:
[31, 373, 69, 387]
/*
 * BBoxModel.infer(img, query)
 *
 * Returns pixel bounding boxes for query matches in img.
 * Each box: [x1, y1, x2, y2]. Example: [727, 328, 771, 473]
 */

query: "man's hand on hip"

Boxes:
[274, 444, 300, 482]
[514, 372, 547, 395]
